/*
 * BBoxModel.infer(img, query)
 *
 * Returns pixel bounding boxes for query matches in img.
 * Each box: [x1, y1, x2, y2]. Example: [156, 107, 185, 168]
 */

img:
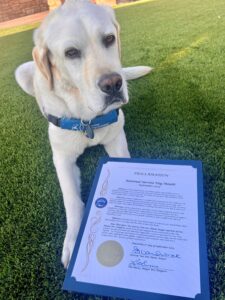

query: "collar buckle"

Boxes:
[80, 120, 94, 139]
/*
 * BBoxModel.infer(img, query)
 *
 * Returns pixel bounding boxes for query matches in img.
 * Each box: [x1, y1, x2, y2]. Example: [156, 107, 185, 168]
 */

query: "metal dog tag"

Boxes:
[85, 124, 94, 139]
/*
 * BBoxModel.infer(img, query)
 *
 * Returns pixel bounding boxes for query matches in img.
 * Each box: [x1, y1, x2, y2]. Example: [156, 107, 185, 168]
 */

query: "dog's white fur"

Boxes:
[15, 0, 152, 268]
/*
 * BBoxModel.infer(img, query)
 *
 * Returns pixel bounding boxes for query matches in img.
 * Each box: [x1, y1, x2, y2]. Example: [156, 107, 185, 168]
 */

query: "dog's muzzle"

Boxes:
[98, 73, 125, 105]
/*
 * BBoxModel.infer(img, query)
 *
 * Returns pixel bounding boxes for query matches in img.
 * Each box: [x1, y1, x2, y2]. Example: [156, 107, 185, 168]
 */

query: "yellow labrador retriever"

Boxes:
[15, 0, 152, 268]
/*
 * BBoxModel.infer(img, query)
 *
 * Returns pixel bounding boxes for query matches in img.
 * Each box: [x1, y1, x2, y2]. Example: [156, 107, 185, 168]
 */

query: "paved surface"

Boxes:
[0, 11, 49, 29]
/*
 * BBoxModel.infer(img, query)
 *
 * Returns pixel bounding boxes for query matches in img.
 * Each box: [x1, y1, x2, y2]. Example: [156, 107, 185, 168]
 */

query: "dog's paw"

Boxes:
[61, 205, 84, 268]
[61, 236, 76, 269]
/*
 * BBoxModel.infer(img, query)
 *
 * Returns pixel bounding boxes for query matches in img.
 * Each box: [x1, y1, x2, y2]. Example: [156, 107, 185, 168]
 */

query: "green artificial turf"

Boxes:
[0, 0, 225, 299]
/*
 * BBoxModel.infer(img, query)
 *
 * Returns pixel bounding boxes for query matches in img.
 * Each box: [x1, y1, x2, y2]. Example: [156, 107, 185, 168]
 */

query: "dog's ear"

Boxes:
[122, 66, 153, 80]
[15, 61, 35, 96]
[32, 46, 53, 90]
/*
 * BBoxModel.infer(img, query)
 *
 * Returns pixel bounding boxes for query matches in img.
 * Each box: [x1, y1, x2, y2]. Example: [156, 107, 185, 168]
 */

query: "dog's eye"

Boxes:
[103, 34, 115, 48]
[65, 47, 81, 59]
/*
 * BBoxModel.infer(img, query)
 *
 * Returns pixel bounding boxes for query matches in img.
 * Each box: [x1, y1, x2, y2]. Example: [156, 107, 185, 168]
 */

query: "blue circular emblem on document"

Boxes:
[95, 198, 107, 208]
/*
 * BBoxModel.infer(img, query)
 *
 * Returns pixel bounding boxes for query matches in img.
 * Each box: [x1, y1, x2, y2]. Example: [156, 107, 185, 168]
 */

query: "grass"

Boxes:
[0, 22, 39, 38]
[0, 0, 225, 299]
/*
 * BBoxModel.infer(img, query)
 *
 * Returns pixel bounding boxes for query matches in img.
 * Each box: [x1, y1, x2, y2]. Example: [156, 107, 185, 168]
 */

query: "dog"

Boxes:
[15, 0, 152, 268]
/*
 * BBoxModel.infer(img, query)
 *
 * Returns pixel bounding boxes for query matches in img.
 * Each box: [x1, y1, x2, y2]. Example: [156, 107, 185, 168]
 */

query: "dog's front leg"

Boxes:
[104, 128, 130, 158]
[52, 150, 84, 268]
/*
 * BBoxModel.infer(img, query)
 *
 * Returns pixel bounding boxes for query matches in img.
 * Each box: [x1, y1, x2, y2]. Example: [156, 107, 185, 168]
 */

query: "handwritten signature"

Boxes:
[128, 259, 170, 273]
[131, 246, 180, 259]
[129, 259, 153, 270]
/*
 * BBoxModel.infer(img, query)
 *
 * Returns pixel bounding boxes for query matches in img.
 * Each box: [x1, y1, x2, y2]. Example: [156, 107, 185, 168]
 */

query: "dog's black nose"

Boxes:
[98, 73, 122, 95]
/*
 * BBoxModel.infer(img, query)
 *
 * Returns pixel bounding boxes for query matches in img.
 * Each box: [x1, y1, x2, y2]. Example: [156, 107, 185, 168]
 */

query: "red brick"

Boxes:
[0, 0, 48, 22]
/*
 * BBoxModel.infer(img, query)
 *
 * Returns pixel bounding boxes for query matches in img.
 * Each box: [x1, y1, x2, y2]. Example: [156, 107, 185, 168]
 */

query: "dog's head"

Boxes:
[33, 0, 128, 116]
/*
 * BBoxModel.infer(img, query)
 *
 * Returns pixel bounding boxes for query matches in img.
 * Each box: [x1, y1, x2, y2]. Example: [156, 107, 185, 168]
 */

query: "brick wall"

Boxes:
[0, 0, 49, 22]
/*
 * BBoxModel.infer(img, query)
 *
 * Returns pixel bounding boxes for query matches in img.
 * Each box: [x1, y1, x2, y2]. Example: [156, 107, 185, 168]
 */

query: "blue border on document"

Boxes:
[63, 157, 210, 300]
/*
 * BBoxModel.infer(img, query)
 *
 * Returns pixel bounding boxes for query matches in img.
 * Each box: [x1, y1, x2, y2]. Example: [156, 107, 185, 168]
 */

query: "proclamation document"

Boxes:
[63, 158, 210, 300]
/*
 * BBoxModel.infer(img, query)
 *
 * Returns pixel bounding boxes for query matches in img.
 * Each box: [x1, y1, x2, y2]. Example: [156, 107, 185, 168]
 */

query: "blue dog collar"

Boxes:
[47, 109, 119, 139]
